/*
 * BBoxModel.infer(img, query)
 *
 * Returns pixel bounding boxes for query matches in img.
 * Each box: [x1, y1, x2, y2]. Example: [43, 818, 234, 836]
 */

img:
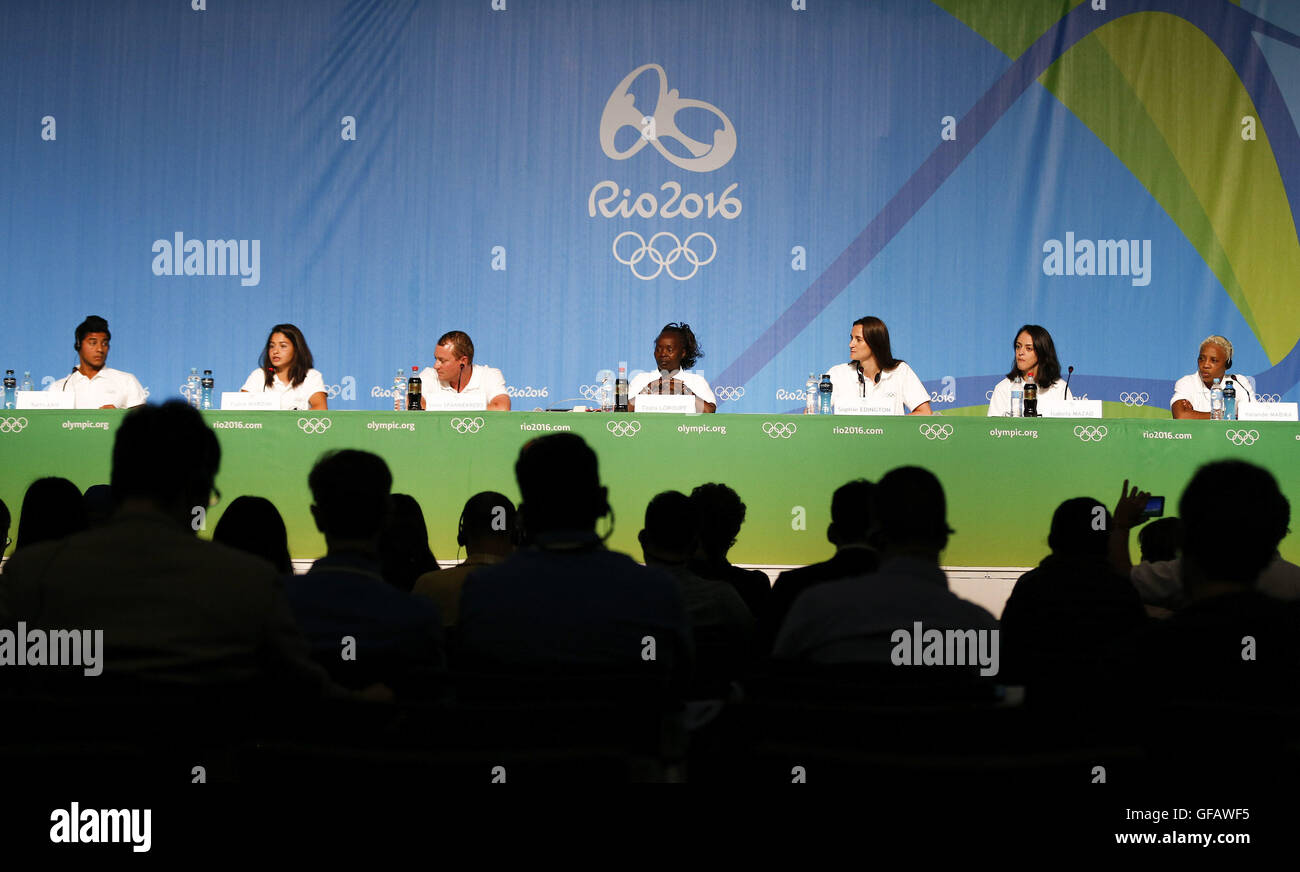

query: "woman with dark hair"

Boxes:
[378, 494, 440, 593]
[627, 322, 718, 413]
[212, 496, 293, 575]
[827, 315, 931, 415]
[15, 477, 89, 551]
[239, 323, 328, 410]
[987, 324, 1068, 417]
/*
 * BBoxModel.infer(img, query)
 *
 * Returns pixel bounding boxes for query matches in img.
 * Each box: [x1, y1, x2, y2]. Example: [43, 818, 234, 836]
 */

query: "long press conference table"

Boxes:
[1, 410, 1297, 567]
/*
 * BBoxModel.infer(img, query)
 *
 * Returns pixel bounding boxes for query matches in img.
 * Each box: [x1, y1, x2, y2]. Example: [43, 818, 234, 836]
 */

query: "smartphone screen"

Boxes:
[1141, 496, 1165, 520]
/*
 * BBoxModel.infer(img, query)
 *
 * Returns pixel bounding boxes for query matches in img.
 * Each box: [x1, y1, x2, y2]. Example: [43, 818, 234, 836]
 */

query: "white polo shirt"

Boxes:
[240, 368, 327, 410]
[828, 361, 929, 415]
[627, 369, 716, 405]
[987, 375, 1069, 417]
[48, 367, 147, 409]
[417, 363, 508, 405]
[1170, 372, 1255, 412]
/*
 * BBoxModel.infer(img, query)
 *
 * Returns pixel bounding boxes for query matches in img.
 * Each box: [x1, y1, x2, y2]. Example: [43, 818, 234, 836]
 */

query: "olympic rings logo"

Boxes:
[1257, 393, 1282, 403]
[0, 416, 29, 434]
[762, 422, 797, 439]
[714, 386, 745, 402]
[606, 420, 641, 437]
[450, 417, 485, 434]
[1119, 392, 1149, 406]
[326, 383, 342, 399]
[918, 424, 953, 440]
[579, 384, 604, 401]
[1225, 429, 1259, 446]
[612, 231, 717, 281]
[297, 417, 332, 434]
[1074, 425, 1108, 442]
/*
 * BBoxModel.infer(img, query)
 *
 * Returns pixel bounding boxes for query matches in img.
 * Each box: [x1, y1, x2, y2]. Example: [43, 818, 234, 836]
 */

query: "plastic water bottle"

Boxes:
[200, 370, 214, 410]
[21, 371, 34, 393]
[1223, 378, 1236, 421]
[407, 366, 422, 411]
[1210, 377, 1224, 420]
[615, 361, 629, 412]
[818, 373, 833, 415]
[2, 370, 14, 409]
[187, 368, 200, 408]
[1010, 386, 1022, 418]
[393, 370, 406, 412]
[805, 373, 818, 414]
[596, 369, 614, 412]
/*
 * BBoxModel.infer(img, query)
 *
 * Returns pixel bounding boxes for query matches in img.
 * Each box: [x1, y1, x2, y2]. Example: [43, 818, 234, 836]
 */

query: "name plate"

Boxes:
[221, 392, 279, 411]
[633, 394, 695, 414]
[16, 391, 75, 409]
[1238, 402, 1299, 422]
[424, 393, 488, 412]
[1037, 399, 1102, 419]
[834, 400, 894, 416]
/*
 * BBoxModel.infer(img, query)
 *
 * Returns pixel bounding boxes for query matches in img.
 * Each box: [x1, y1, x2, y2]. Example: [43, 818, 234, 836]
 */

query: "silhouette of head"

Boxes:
[1138, 517, 1182, 564]
[1047, 497, 1110, 559]
[15, 477, 88, 552]
[0, 497, 11, 552]
[458, 491, 517, 553]
[111, 401, 220, 525]
[688, 483, 746, 561]
[377, 493, 437, 592]
[1180, 460, 1288, 588]
[213, 495, 293, 574]
[829, 479, 874, 547]
[82, 484, 115, 528]
[308, 450, 392, 541]
[871, 466, 954, 555]
[515, 434, 608, 537]
[639, 490, 697, 564]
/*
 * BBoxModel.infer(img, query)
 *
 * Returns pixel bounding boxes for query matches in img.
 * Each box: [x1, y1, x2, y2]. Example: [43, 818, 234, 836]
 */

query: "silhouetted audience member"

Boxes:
[82, 484, 114, 528]
[1110, 481, 1300, 607]
[213, 495, 293, 575]
[285, 451, 444, 695]
[378, 493, 439, 593]
[1137, 516, 1181, 564]
[1128, 461, 1300, 705]
[413, 491, 515, 628]
[773, 466, 997, 663]
[14, 477, 88, 552]
[641, 490, 753, 697]
[458, 434, 692, 692]
[765, 479, 880, 648]
[998, 498, 1146, 695]
[688, 483, 771, 618]
[0, 401, 330, 695]
[0, 497, 10, 559]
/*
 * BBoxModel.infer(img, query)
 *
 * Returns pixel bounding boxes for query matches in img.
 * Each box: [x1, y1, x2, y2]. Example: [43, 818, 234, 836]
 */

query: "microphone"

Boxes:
[456, 363, 465, 392]
[1063, 365, 1074, 400]
[1227, 373, 1253, 400]
[856, 362, 866, 397]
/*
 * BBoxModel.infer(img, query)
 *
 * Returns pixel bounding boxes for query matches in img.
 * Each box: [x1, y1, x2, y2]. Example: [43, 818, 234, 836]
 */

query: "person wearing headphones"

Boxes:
[987, 324, 1069, 417]
[418, 331, 511, 411]
[828, 316, 931, 415]
[1171, 335, 1255, 419]
[412, 492, 517, 628]
[48, 315, 147, 409]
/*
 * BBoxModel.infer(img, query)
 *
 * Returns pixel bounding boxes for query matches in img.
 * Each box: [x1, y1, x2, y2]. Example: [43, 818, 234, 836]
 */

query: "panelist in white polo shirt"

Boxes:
[419, 331, 510, 411]
[828, 316, 931, 415]
[627, 322, 717, 413]
[1170, 334, 1255, 419]
[239, 323, 328, 410]
[48, 315, 147, 409]
[987, 324, 1068, 417]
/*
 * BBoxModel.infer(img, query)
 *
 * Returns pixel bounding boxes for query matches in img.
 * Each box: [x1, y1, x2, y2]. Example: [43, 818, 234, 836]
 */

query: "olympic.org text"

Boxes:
[832, 426, 884, 436]
[519, 422, 571, 432]
[210, 420, 263, 430]
[61, 421, 110, 431]
[367, 421, 415, 432]
[50, 803, 150, 852]
[678, 424, 727, 435]
[0, 623, 103, 676]
[989, 428, 1039, 439]
[1144, 431, 1193, 440]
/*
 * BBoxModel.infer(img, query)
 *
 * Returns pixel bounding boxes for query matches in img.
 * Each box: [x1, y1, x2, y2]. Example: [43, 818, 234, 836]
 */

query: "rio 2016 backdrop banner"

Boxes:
[3, 0, 1300, 414]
